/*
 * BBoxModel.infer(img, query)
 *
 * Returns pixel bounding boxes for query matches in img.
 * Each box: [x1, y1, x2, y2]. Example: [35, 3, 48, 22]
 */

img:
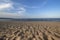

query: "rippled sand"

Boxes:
[0, 21, 60, 40]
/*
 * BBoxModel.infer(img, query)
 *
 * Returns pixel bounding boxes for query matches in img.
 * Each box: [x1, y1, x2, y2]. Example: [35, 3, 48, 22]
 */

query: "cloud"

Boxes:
[0, 12, 25, 18]
[0, 6, 26, 18]
[0, 3, 12, 10]
[21, 0, 48, 9]
[0, 0, 26, 18]
[23, 5, 39, 8]
[0, 0, 11, 3]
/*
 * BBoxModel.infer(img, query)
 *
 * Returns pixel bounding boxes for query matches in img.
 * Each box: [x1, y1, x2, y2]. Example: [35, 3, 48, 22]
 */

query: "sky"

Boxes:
[0, 0, 60, 18]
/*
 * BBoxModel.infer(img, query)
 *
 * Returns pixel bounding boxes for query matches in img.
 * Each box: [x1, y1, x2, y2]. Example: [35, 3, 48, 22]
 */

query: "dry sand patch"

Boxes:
[0, 21, 60, 40]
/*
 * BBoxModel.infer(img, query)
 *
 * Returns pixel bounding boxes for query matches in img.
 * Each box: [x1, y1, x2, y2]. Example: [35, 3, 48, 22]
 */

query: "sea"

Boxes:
[0, 18, 60, 22]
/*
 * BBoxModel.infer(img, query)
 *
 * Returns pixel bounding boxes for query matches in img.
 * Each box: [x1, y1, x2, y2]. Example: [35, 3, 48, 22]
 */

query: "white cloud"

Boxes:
[0, 3, 12, 10]
[0, 6, 26, 18]
[0, 0, 11, 3]
[0, 12, 24, 18]
[0, 0, 26, 18]
[23, 5, 39, 8]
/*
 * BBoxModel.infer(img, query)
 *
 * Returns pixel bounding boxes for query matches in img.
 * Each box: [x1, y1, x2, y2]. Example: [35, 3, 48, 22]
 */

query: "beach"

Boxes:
[0, 21, 60, 40]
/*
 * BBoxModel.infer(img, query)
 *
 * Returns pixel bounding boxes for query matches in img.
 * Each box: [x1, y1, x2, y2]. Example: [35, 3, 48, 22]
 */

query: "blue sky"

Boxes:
[0, 0, 60, 18]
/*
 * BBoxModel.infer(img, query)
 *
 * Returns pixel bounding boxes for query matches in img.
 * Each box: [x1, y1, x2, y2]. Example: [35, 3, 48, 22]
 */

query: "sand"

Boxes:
[0, 21, 60, 40]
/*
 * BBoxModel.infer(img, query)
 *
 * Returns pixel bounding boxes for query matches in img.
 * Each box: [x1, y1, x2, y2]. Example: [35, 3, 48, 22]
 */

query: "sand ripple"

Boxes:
[0, 22, 60, 40]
